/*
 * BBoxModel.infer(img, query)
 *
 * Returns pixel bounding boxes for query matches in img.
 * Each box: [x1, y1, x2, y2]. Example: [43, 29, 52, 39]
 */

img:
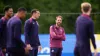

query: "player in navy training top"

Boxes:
[7, 7, 30, 56]
[0, 6, 13, 56]
[24, 9, 42, 56]
[74, 2, 97, 56]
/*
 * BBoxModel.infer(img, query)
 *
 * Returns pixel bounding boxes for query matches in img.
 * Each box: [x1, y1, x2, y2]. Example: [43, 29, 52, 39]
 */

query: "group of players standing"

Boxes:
[0, 6, 42, 56]
[0, 2, 98, 56]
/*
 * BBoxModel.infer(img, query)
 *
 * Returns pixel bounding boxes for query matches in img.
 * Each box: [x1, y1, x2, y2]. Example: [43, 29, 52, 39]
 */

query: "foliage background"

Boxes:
[0, 0, 100, 34]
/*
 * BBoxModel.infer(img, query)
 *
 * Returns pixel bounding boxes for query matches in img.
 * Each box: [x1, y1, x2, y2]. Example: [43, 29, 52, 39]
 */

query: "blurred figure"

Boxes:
[49, 15, 66, 56]
[7, 7, 29, 56]
[74, 2, 97, 56]
[24, 9, 42, 56]
[0, 5, 13, 56]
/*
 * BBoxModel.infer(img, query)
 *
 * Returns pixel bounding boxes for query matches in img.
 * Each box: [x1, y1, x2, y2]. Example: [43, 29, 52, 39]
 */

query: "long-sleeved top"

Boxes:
[0, 17, 8, 48]
[50, 25, 66, 48]
[24, 18, 41, 47]
[75, 14, 96, 51]
[7, 16, 25, 48]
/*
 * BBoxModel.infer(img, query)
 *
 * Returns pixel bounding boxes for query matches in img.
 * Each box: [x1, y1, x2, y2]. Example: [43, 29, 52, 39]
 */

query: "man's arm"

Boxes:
[37, 36, 41, 46]
[24, 20, 31, 45]
[37, 35, 42, 52]
[89, 21, 96, 49]
[14, 21, 25, 47]
[0, 19, 3, 32]
[50, 26, 63, 40]
[61, 28, 66, 41]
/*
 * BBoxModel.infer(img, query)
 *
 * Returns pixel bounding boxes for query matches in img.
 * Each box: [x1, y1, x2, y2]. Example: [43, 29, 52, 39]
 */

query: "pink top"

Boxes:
[49, 25, 66, 48]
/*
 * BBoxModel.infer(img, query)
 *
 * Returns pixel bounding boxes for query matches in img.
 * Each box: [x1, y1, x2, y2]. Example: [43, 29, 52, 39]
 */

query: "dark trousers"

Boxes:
[50, 47, 62, 56]
[7, 47, 26, 56]
[28, 47, 38, 56]
[74, 46, 92, 56]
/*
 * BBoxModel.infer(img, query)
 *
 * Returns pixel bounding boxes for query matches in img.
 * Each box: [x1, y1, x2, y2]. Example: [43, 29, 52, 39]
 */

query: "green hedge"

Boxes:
[0, 0, 100, 34]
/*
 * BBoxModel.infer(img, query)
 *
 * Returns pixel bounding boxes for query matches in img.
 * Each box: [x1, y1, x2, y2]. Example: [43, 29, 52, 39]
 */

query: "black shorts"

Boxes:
[50, 47, 62, 56]
[7, 47, 26, 56]
[74, 46, 92, 56]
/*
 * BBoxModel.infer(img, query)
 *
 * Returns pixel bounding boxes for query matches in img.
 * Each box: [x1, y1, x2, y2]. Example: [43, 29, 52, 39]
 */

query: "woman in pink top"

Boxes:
[49, 15, 66, 56]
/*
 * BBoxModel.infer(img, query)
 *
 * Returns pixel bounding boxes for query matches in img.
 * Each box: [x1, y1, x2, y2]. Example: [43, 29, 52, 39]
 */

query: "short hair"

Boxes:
[56, 15, 62, 20]
[31, 9, 39, 14]
[4, 5, 12, 12]
[81, 2, 91, 13]
[18, 7, 26, 12]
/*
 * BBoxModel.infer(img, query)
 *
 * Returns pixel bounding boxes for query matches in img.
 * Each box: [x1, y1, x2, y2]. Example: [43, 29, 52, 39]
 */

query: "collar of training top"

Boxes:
[1, 17, 8, 20]
[30, 18, 36, 21]
[54, 24, 61, 29]
[81, 14, 90, 19]
[14, 15, 21, 19]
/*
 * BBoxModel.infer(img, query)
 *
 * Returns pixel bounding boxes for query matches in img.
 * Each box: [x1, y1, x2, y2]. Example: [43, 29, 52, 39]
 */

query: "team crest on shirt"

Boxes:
[52, 50, 54, 52]
[33, 22, 35, 24]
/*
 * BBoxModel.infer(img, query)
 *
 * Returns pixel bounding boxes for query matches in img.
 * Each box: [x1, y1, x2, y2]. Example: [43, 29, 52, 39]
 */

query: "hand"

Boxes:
[94, 49, 98, 56]
[27, 44, 32, 50]
[24, 47, 30, 54]
[53, 32, 56, 36]
[24, 44, 32, 54]
[38, 46, 42, 52]
[2, 48, 6, 52]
